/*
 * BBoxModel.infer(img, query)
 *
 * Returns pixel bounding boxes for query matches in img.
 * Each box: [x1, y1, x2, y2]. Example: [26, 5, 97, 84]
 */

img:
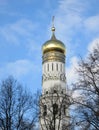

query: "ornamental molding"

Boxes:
[42, 51, 65, 63]
[42, 72, 66, 83]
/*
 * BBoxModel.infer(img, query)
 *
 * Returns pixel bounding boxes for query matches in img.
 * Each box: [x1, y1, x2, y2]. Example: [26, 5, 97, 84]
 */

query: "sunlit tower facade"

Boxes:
[40, 20, 69, 130]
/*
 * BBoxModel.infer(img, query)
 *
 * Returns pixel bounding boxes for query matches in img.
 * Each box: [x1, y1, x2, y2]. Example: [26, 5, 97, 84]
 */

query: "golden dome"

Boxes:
[42, 27, 66, 55]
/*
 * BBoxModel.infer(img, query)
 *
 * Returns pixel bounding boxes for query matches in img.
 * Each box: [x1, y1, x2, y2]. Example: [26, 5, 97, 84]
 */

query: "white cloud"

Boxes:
[72, 90, 81, 98]
[0, 19, 38, 45]
[67, 38, 99, 95]
[66, 38, 99, 85]
[55, 3, 83, 35]
[88, 38, 99, 52]
[51, 0, 87, 54]
[52, 0, 99, 60]
[7, 60, 33, 77]
[27, 39, 41, 55]
[66, 56, 79, 85]
[0, 19, 41, 56]
[84, 15, 99, 33]
[58, 0, 87, 15]
[54, 0, 99, 40]
[0, 59, 38, 79]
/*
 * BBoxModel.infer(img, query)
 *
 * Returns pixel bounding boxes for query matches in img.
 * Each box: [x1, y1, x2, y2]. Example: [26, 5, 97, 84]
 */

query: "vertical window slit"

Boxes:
[56, 63, 58, 71]
[48, 64, 49, 71]
[61, 64, 62, 72]
[52, 63, 53, 71]
[44, 64, 46, 72]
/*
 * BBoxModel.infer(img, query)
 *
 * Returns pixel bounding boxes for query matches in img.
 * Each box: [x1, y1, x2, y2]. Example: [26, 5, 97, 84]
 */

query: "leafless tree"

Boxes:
[0, 76, 39, 130]
[72, 43, 99, 129]
[39, 85, 72, 130]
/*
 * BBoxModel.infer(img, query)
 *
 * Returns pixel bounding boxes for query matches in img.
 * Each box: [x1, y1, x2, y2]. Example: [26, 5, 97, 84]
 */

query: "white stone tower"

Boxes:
[40, 20, 69, 130]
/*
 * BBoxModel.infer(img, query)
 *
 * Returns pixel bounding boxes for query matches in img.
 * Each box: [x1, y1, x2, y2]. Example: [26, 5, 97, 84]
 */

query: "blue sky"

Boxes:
[0, 0, 99, 93]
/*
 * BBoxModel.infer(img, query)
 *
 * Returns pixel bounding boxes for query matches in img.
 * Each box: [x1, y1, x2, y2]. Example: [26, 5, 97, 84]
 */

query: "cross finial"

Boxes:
[51, 16, 55, 32]
[52, 16, 55, 27]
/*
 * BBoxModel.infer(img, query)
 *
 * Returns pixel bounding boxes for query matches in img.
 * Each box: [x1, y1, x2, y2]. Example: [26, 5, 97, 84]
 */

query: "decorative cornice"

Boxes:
[42, 51, 65, 63]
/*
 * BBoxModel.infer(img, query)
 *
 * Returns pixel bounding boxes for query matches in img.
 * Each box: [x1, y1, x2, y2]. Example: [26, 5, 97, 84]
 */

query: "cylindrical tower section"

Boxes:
[40, 24, 70, 130]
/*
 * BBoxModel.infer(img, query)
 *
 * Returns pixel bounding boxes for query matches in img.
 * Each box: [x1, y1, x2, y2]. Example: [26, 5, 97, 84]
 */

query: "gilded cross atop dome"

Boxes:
[51, 16, 55, 32]
[51, 16, 56, 40]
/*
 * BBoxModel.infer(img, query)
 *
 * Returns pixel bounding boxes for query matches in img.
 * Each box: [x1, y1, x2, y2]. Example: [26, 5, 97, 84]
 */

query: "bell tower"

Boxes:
[40, 18, 69, 130]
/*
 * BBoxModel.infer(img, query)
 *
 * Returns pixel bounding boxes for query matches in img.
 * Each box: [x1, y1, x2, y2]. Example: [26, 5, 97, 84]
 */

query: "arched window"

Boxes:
[46, 91, 48, 94]
[61, 91, 63, 94]
[43, 105, 47, 116]
[54, 90, 57, 93]
[53, 103, 58, 114]
[63, 105, 66, 115]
